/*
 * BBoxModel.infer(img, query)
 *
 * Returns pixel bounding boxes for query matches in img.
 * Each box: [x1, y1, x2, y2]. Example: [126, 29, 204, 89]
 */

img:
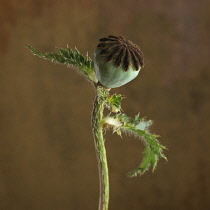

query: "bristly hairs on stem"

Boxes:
[27, 43, 167, 210]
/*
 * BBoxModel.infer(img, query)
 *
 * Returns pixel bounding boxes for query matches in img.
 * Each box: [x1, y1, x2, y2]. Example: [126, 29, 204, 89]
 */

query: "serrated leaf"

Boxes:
[103, 113, 166, 177]
[106, 94, 123, 112]
[122, 124, 166, 177]
[26, 45, 98, 84]
[58, 48, 68, 57]
[136, 120, 152, 131]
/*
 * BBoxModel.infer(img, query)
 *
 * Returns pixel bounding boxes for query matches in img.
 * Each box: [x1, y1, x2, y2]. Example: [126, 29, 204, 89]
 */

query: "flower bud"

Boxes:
[94, 35, 144, 88]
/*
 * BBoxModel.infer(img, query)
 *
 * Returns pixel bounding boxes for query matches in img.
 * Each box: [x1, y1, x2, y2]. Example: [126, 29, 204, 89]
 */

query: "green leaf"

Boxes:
[106, 94, 124, 112]
[102, 113, 166, 177]
[121, 123, 166, 177]
[26, 45, 98, 84]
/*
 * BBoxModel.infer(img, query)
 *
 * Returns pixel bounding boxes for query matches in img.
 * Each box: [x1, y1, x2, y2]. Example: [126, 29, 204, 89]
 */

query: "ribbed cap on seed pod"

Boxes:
[94, 35, 144, 88]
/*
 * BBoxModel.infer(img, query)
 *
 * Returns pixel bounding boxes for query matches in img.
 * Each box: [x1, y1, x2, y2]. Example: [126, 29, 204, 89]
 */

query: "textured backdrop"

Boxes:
[1, 0, 210, 209]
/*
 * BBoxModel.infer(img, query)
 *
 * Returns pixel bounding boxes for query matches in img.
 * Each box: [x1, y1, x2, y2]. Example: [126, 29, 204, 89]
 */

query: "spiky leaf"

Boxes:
[106, 94, 123, 112]
[26, 45, 98, 83]
[103, 113, 166, 177]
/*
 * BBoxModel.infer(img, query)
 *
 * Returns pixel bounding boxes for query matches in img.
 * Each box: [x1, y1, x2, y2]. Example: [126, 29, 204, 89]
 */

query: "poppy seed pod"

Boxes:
[94, 35, 144, 88]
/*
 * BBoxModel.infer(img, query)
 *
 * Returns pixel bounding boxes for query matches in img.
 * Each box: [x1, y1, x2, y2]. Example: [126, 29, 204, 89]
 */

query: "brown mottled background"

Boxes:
[1, 0, 210, 209]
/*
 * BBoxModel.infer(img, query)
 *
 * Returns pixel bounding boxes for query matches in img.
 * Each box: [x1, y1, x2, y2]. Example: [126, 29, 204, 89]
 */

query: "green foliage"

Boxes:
[26, 45, 98, 83]
[103, 113, 166, 177]
[106, 94, 123, 113]
[27, 44, 166, 178]
[28, 41, 167, 210]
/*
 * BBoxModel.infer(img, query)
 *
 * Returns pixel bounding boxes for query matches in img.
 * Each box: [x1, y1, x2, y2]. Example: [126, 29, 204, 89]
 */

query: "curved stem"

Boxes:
[92, 84, 109, 210]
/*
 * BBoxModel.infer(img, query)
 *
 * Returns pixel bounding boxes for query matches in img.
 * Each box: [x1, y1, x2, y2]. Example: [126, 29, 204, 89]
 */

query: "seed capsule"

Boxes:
[94, 35, 144, 88]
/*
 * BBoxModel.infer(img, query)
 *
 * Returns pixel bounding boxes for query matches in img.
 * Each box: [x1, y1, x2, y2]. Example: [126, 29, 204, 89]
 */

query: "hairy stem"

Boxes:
[92, 84, 109, 210]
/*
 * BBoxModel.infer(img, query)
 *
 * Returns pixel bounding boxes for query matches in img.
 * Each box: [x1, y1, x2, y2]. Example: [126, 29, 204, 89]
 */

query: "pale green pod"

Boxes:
[94, 48, 141, 88]
[94, 35, 144, 88]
